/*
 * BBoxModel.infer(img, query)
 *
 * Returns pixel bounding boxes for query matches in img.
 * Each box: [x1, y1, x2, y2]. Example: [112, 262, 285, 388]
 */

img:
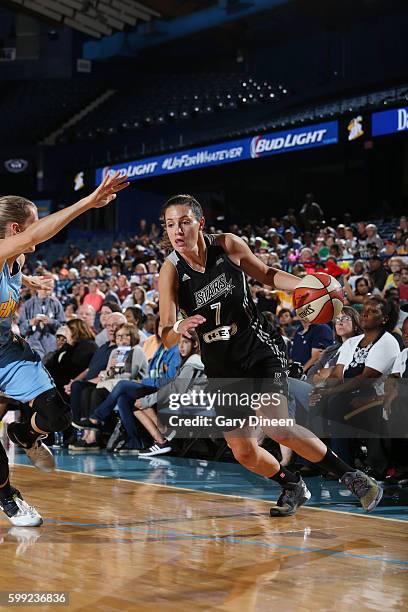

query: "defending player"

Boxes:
[158, 194, 383, 517]
[0, 172, 128, 526]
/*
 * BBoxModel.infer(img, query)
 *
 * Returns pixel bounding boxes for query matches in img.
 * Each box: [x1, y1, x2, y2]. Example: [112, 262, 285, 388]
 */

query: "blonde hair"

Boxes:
[67, 319, 96, 342]
[0, 196, 37, 238]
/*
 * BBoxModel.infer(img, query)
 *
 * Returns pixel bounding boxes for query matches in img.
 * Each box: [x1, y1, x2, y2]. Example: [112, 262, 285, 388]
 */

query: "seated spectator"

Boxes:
[64, 302, 77, 320]
[306, 306, 363, 384]
[343, 272, 372, 310]
[398, 266, 408, 303]
[98, 280, 120, 304]
[283, 307, 362, 471]
[368, 255, 388, 291]
[146, 274, 160, 304]
[95, 301, 122, 347]
[83, 280, 105, 312]
[135, 331, 205, 457]
[122, 286, 147, 310]
[74, 332, 180, 451]
[292, 320, 333, 373]
[116, 275, 131, 302]
[383, 257, 404, 291]
[344, 226, 357, 252]
[276, 308, 298, 340]
[97, 323, 148, 392]
[43, 324, 70, 368]
[298, 247, 319, 274]
[310, 297, 400, 474]
[65, 312, 126, 446]
[133, 263, 148, 285]
[124, 306, 147, 346]
[384, 287, 408, 330]
[19, 280, 66, 359]
[365, 224, 384, 250]
[77, 303, 96, 333]
[380, 238, 398, 258]
[44, 319, 97, 446]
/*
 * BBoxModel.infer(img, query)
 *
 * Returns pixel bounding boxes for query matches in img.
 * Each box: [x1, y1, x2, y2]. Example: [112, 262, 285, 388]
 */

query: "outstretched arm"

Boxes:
[217, 233, 300, 291]
[0, 172, 129, 265]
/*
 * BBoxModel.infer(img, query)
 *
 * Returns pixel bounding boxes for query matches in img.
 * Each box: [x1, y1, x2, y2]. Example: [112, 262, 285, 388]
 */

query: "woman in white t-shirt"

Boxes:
[310, 297, 401, 471]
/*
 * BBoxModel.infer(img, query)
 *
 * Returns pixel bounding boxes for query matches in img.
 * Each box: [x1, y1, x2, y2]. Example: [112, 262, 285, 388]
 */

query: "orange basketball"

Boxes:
[292, 273, 344, 324]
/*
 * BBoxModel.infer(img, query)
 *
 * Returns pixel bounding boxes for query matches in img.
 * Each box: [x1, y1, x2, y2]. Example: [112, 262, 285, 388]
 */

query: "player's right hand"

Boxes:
[177, 315, 206, 339]
[82, 171, 129, 209]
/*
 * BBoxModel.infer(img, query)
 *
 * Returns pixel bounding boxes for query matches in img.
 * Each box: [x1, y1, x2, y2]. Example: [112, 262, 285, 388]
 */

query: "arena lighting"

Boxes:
[4, 0, 160, 38]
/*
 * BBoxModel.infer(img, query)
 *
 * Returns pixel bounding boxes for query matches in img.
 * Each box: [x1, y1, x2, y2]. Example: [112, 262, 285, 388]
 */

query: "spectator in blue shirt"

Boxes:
[292, 321, 333, 373]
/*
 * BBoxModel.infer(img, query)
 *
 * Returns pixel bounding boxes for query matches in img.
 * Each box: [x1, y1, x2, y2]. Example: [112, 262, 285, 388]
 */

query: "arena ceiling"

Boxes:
[0, 0, 215, 38]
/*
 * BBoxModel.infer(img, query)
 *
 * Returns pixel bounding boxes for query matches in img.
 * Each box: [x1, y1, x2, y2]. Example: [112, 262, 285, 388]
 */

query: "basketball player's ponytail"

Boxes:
[0, 195, 37, 238]
[160, 194, 204, 251]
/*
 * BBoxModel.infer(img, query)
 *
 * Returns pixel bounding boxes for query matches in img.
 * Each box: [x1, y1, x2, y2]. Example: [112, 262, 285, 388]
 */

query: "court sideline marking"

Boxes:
[11, 462, 408, 525]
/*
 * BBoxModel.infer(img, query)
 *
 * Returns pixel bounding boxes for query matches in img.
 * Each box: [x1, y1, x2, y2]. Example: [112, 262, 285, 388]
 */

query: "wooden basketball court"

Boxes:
[0, 464, 407, 611]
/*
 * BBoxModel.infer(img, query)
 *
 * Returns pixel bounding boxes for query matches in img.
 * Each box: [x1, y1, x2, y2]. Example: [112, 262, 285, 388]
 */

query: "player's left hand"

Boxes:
[22, 274, 53, 292]
[82, 171, 129, 209]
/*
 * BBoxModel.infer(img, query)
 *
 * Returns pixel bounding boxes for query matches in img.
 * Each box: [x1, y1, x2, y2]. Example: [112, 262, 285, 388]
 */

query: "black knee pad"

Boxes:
[32, 388, 72, 432]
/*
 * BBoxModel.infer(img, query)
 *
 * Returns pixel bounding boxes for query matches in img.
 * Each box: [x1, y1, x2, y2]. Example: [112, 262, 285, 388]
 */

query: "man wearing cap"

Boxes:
[366, 224, 384, 250]
[368, 255, 388, 291]
[19, 279, 66, 360]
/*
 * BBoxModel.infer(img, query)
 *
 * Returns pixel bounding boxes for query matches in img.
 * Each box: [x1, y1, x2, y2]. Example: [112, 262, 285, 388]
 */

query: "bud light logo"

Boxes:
[250, 126, 332, 159]
[96, 121, 338, 185]
[250, 136, 263, 158]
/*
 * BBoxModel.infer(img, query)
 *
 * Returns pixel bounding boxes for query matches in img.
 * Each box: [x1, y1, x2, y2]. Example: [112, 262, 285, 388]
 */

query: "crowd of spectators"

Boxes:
[3, 195, 408, 481]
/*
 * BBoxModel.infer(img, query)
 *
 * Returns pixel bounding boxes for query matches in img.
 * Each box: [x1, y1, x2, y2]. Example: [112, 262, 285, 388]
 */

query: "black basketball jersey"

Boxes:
[167, 234, 287, 376]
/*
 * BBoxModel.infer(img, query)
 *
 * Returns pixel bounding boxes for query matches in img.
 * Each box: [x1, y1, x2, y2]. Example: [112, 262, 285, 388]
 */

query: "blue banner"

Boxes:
[95, 121, 338, 183]
[372, 107, 408, 137]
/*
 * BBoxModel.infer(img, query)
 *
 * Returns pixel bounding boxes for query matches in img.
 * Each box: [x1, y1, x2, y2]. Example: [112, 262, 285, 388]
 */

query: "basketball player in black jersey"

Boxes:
[159, 195, 383, 516]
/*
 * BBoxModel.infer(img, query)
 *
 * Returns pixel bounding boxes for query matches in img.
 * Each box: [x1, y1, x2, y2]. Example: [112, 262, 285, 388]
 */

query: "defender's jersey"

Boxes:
[167, 235, 287, 376]
[0, 262, 21, 345]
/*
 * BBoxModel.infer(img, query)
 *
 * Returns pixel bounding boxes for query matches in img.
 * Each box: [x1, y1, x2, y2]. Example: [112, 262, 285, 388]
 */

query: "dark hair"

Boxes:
[355, 276, 370, 295]
[0, 195, 37, 238]
[334, 305, 363, 342]
[160, 194, 203, 250]
[125, 306, 143, 326]
[101, 300, 122, 313]
[365, 296, 399, 332]
[161, 194, 203, 222]
[384, 287, 400, 301]
[278, 308, 292, 320]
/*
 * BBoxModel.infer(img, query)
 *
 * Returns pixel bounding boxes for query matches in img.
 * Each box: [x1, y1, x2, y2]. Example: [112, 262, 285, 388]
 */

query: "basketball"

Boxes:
[293, 273, 344, 324]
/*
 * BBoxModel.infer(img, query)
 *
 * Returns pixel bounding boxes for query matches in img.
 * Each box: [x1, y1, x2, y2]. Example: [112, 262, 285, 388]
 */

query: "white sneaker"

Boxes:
[25, 437, 55, 472]
[138, 442, 172, 457]
[1, 491, 43, 527]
